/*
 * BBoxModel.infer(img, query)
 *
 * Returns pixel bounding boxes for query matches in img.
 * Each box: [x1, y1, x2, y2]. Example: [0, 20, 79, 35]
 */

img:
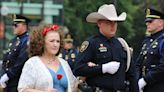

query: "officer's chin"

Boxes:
[108, 33, 115, 38]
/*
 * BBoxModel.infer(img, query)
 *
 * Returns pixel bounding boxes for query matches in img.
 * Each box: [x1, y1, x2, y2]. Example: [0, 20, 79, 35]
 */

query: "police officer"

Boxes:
[0, 14, 30, 92]
[60, 33, 78, 70]
[136, 8, 164, 92]
[74, 4, 139, 92]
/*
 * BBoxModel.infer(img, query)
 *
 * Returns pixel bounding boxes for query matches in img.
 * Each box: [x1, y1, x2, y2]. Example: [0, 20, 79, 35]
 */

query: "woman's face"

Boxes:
[44, 31, 60, 55]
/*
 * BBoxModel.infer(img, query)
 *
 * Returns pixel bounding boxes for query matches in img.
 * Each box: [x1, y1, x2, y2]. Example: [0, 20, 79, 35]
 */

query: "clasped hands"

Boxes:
[87, 61, 120, 74]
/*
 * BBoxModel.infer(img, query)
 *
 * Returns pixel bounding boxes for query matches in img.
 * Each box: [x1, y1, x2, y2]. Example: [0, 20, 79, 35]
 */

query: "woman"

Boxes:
[18, 24, 75, 92]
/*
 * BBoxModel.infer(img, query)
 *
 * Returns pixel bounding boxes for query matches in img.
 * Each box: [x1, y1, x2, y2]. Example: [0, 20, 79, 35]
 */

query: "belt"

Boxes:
[142, 66, 149, 76]
[142, 66, 146, 76]
[94, 87, 124, 92]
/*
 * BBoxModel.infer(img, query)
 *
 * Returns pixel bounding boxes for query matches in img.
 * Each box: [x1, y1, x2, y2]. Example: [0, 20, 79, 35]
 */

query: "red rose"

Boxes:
[56, 74, 63, 80]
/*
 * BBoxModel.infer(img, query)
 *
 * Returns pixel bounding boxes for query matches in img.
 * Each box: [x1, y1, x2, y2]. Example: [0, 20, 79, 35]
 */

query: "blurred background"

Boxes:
[0, 0, 164, 61]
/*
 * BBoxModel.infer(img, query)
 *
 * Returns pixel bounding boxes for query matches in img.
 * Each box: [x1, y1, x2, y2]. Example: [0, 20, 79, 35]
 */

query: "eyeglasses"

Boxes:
[145, 19, 156, 24]
[65, 41, 73, 43]
[146, 20, 153, 23]
[12, 24, 19, 27]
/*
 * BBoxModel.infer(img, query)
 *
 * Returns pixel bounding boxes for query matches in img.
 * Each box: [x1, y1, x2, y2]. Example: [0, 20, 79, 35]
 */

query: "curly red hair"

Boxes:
[28, 24, 64, 57]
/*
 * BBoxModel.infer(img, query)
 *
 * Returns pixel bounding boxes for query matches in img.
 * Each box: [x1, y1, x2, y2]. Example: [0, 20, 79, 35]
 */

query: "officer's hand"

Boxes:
[88, 62, 97, 67]
[102, 61, 120, 74]
[0, 73, 9, 88]
[138, 78, 147, 92]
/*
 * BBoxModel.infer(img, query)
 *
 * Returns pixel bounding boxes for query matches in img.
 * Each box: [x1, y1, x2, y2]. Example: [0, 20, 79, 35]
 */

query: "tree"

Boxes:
[64, 0, 138, 46]
[63, 0, 162, 59]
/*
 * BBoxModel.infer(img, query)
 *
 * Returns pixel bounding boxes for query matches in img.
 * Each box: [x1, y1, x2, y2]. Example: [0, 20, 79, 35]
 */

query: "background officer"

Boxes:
[60, 33, 78, 70]
[136, 8, 164, 92]
[0, 14, 30, 92]
[74, 4, 139, 92]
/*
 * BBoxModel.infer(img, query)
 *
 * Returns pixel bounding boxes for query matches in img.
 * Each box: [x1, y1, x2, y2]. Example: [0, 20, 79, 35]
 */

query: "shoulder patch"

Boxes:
[80, 41, 89, 52]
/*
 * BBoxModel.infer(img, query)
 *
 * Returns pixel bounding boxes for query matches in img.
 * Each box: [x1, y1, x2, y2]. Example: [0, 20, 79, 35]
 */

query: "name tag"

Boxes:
[99, 44, 107, 52]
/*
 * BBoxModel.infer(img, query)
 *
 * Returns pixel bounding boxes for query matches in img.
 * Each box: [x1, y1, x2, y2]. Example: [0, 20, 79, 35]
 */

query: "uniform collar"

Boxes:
[150, 29, 164, 39]
[98, 32, 115, 41]
[17, 32, 28, 39]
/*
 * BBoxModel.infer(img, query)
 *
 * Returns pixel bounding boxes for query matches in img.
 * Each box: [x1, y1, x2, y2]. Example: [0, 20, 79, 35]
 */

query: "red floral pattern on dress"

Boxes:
[56, 74, 63, 80]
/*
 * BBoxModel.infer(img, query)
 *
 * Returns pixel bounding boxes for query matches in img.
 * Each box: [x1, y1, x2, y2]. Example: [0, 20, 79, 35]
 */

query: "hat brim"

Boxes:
[64, 39, 73, 42]
[145, 17, 158, 22]
[86, 12, 127, 23]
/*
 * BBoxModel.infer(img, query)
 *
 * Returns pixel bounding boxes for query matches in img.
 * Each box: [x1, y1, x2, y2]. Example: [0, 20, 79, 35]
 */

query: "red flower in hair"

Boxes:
[42, 25, 60, 36]
[56, 74, 63, 80]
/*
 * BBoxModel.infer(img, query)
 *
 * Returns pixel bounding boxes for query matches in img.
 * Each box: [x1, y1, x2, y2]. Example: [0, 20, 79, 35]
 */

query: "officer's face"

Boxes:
[64, 41, 73, 49]
[146, 19, 164, 34]
[44, 31, 60, 56]
[97, 20, 117, 38]
[13, 23, 27, 35]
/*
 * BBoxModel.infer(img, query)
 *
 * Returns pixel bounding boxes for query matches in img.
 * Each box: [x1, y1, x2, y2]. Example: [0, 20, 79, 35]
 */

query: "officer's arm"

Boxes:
[126, 59, 139, 92]
[135, 53, 143, 80]
[6, 43, 28, 79]
[73, 40, 102, 77]
[135, 41, 146, 80]
[2, 40, 15, 63]
[143, 43, 164, 85]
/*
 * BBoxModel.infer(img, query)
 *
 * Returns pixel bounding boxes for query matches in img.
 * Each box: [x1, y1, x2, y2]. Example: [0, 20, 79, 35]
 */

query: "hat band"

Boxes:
[64, 39, 73, 42]
[13, 19, 26, 22]
[146, 15, 161, 19]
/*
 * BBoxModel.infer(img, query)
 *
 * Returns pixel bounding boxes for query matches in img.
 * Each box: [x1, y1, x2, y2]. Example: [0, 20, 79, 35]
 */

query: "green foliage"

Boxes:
[64, 0, 100, 45]
[63, 0, 162, 59]
[64, 0, 141, 46]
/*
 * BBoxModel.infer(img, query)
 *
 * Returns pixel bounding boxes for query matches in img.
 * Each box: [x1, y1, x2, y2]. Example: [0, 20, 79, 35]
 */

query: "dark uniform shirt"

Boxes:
[74, 33, 138, 92]
[2, 32, 29, 92]
[60, 48, 78, 70]
[136, 29, 164, 92]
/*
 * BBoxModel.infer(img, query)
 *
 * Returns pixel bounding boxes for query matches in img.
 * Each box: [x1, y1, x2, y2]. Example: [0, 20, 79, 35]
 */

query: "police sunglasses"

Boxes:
[146, 20, 153, 23]
[12, 23, 19, 27]
[66, 41, 73, 43]
[12, 22, 25, 27]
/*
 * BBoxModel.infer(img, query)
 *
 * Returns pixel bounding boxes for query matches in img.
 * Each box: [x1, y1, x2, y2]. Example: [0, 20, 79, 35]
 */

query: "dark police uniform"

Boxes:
[136, 8, 164, 92]
[60, 33, 78, 70]
[74, 33, 138, 92]
[1, 14, 30, 92]
[60, 48, 78, 70]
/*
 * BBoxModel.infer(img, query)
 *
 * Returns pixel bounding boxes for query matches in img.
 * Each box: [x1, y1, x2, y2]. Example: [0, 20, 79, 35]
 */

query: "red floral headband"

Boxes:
[42, 25, 60, 36]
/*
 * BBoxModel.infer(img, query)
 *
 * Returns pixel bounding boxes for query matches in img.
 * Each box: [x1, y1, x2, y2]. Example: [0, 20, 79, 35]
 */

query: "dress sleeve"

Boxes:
[18, 59, 37, 92]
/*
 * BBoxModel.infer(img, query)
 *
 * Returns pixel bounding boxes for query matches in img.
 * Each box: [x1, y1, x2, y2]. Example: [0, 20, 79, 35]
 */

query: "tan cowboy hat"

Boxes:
[86, 4, 127, 23]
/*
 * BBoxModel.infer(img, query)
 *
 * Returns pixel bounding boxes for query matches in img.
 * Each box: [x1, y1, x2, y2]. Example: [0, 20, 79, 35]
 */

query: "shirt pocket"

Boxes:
[95, 52, 112, 64]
